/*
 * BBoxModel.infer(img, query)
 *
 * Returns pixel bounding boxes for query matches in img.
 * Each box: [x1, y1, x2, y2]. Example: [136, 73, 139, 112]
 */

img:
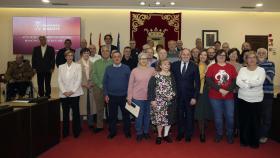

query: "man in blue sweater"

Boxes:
[257, 48, 275, 144]
[103, 51, 131, 139]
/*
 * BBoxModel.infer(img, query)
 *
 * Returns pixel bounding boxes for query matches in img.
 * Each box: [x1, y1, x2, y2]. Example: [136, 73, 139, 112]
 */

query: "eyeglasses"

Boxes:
[139, 58, 148, 60]
[218, 55, 226, 57]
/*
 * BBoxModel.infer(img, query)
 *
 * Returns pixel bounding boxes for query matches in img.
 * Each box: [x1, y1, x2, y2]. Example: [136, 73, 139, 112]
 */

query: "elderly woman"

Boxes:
[58, 50, 83, 138]
[236, 51, 266, 149]
[206, 49, 237, 144]
[127, 53, 155, 142]
[77, 48, 95, 129]
[256, 48, 275, 144]
[148, 59, 176, 144]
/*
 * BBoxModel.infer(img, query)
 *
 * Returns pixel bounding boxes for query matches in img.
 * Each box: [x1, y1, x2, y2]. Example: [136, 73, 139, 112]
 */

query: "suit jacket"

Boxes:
[32, 45, 55, 72]
[58, 62, 83, 98]
[171, 60, 200, 101]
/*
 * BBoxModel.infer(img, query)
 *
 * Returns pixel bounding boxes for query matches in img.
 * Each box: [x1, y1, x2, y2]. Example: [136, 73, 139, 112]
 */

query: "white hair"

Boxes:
[138, 52, 148, 59]
[257, 48, 268, 55]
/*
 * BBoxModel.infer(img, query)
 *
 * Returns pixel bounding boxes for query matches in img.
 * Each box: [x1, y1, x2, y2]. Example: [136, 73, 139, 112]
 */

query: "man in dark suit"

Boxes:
[56, 39, 75, 68]
[171, 48, 200, 142]
[98, 34, 118, 56]
[32, 36, 55, 98]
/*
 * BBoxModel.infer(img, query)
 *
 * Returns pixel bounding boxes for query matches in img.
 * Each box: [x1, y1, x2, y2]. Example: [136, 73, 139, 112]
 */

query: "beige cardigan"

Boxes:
[77, 59, 96, 115]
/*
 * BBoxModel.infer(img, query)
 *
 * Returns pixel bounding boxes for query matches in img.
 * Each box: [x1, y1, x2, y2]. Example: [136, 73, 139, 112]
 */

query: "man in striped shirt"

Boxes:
[257, 48, 275, 144]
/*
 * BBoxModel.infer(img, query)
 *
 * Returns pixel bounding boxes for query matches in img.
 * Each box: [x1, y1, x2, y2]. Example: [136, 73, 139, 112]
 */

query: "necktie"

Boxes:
[182, 62, 186, 74]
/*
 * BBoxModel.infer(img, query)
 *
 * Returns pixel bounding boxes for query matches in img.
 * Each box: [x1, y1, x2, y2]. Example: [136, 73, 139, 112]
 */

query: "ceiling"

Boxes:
[0, 0, 280, 12]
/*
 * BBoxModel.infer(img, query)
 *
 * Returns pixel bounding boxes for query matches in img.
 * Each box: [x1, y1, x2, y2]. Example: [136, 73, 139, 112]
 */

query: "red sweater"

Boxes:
[206, 63, 237, 99]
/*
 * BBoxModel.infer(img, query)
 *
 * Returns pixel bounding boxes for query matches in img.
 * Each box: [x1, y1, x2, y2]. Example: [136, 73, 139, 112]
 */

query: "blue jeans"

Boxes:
[210, 98, 234, 137]
[132, 99, 150, 135]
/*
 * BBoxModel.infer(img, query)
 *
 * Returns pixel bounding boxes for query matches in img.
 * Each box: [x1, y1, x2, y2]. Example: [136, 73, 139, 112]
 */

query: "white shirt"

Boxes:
[113, 63, 122, 67]
[89, 54, 101, 64]
[180, 61, 189, 74]
[236, 66, 266, 103]
[41, 45, 47, 57]
[58, 62, 84, 98]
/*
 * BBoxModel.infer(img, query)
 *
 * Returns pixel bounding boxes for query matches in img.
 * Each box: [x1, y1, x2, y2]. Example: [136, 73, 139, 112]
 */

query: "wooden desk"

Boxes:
[0, 99, 61, 158]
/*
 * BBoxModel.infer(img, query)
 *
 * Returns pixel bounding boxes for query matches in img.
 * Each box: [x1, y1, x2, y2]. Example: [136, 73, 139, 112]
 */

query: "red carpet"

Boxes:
[39, 122, 280, 158]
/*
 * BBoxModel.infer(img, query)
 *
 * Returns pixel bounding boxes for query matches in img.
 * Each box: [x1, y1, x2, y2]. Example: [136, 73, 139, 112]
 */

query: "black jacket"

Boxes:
[32, 45, 55, 72]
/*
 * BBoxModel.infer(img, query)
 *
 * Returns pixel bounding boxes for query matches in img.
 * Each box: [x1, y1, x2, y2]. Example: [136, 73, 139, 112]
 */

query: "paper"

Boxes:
[125, 102, 140, 118]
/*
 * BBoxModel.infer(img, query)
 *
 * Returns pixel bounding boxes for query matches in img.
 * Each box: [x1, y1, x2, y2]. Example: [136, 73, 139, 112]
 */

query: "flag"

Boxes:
[89, 32, 92, 45]
[117, 32, 120, 52]
[98, 33, 101, 49]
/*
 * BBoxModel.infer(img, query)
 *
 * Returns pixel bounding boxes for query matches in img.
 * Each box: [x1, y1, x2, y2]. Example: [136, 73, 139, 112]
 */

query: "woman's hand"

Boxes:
[104, 95, 109, 104]
[219, 89, 229, 97]
[127, 98, 132, 105]
[151, 101, 157, 109]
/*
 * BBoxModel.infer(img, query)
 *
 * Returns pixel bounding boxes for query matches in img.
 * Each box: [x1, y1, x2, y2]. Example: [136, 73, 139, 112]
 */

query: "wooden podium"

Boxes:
[0, 99, 60, 158]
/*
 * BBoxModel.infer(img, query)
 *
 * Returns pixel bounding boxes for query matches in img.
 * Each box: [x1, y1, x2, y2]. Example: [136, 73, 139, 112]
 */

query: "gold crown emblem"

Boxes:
[144, 27, 168, 39]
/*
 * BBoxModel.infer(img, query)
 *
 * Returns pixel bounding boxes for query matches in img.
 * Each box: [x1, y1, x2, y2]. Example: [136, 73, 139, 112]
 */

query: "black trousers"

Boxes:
[108, 95, 131, 135]
[260, 94, 273, 138]
[37, 71, 52, 97]
[177, 98, 195, 138]
[6, 82, 30, 101]
[238, 98, 261, 147]
[61, 96, 81, 137]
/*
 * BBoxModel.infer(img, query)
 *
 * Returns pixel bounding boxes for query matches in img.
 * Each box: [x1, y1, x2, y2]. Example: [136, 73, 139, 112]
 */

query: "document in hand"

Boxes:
[125, 102, 140, 118]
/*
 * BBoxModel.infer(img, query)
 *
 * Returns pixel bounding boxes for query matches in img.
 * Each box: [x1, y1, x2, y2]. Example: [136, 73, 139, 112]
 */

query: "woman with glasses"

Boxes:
[127, 53, 155, 142]
[206, 49, 237, 144]
[237, 51, 266, 149]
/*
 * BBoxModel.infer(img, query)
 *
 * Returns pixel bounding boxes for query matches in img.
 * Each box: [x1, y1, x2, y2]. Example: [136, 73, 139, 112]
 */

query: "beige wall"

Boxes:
[0, 8, 280, 89]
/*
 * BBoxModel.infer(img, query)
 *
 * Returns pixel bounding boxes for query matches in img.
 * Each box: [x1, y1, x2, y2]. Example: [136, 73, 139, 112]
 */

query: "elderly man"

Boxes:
[5, 54, 34, 101]
[75, 38, 87, 61]
[56, 39, 75, 67]
[167, 40, 179, 63]
[91, 46, 113, 133]
[103, 51, 131, 139]
[172, 48, 200, 142]
[32, 35, 55, 98]
[121, 46, 137, 70]
[176, 40, 184, 51]
[222, 42, 230, 54]
[195, 38, 203, 51]
[257, 48, 275, 144]
[89, 44, 101, 64]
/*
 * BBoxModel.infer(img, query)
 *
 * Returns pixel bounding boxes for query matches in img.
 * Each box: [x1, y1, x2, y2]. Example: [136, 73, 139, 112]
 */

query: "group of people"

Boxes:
[5, 34, 275, 149]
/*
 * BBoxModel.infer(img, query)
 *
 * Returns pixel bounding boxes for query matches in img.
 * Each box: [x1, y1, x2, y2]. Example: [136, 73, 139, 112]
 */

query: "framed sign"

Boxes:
[202, 30, 219, 48]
